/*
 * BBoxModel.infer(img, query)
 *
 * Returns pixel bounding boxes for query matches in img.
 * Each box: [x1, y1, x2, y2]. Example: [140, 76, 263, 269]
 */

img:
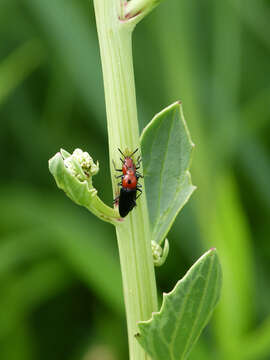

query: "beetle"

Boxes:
[118, 148, 140, 174]
[113, 148, 143, 217]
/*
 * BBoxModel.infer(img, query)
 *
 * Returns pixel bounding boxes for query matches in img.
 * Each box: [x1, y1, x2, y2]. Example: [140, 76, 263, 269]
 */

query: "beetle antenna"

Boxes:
[118, 148, 125, 157]
[130, 148, 139, 157]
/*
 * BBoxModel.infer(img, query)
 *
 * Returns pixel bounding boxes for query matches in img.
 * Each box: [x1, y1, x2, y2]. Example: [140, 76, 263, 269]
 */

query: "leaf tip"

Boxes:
[206, 247, 218, 257]
[200, 248, 219, 261]
[191, 183, 197, 192]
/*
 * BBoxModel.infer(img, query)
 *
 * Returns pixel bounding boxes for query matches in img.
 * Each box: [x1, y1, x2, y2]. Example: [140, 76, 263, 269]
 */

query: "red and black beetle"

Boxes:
[113, 148, 143, 217]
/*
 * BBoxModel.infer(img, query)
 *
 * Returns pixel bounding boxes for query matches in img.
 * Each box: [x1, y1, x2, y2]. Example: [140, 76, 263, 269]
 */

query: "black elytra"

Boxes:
[118, 188, 137, 217]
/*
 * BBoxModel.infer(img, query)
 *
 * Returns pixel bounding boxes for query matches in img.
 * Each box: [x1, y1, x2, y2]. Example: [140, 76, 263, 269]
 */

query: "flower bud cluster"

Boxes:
[151, 239, 169, 266]
[152, 240, 163, 262]
[64, 148, 99, 181]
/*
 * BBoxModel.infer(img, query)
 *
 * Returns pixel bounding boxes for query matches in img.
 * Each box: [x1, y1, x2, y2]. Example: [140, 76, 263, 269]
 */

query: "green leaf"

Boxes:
[136, 249, 222, 360]
[140, 102, 196, 245]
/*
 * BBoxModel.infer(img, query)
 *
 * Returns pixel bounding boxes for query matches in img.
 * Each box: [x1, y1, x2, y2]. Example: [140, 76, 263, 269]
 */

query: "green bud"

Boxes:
[49, 148, 121, 225]
[152, 238, 169, 266]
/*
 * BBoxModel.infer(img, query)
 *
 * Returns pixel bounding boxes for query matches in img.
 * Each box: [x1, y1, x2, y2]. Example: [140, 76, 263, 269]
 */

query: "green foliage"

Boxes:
[136, 249, 222, 360]
[0, 39, 45, 106]
[0, 187, 123, 314]
[140, 101, 196, 245]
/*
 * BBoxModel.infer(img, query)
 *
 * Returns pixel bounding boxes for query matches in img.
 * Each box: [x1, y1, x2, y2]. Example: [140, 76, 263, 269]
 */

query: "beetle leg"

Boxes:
[113, 195, 119, 204]
[136, 189, 142, 200]
[112, 160, 122, 172]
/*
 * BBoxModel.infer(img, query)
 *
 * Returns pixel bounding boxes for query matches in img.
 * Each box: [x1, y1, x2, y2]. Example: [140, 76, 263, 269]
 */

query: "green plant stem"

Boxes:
[93, 1, 158, 359]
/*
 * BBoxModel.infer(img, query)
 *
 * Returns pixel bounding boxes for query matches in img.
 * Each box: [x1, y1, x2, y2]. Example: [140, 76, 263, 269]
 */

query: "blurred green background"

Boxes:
[1, 0, 270, 359]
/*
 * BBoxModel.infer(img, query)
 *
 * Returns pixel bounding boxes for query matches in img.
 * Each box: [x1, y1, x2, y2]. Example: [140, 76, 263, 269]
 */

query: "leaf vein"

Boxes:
[154, 109, 176, 237]
[169, 271, 201, 359]
[181, 255, 215, 359]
